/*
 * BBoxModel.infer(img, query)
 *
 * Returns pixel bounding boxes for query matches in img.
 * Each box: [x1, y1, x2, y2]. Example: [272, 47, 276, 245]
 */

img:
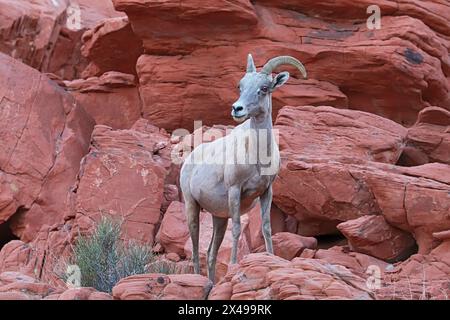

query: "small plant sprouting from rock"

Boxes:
[64, 216, 183, 293]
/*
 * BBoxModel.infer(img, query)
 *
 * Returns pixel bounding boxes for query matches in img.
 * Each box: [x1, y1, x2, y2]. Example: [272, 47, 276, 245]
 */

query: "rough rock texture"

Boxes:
[64, 72, 142, 129]
[209, 253, 374, 300]
[400, 107, 450, 166]
[272, 105, 407, 235]
[255, 232, 317, 260]
[0, 0, 449, 301]
[243, 203, 289, 251]
[137, 55, 347, 131]
[377, 241, 450, 300]
[0, 120, 173, 286]
[272, 105, 450, 256]
[0, 271, 111, 300]
[302, 246, 389, 277]
[112, 0, 450, 129]
[81, 16, 143, 77]
[275, 105, 407, 163]
[274, 158, 450, 253]
[337, 216, 417, 262]
[112, 273, 212, 300]
[0, 271, 60, 300]
[51, 287, 112, 300]
[0, 0, 124, 79]
[71, 121, 171, 244]
[156, 201, 189, 257]
[0, 223, 76, 287]
[0, 52, 95, 241]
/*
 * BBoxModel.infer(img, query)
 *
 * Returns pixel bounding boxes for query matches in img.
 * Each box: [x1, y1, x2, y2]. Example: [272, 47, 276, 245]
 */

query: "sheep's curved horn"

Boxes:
[261, 56, 307, 78]
[247, 54, 256, 73]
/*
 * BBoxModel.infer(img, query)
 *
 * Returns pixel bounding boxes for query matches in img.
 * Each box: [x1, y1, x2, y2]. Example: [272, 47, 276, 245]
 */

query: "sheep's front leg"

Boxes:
[228, 185, 241, 264]
[260, 185, 274, 254]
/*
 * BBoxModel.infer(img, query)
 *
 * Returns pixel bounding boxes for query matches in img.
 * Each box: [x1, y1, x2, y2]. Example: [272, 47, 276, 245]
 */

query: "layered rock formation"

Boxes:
[0, 0, 449, 300]
[0, 0, 123, 79]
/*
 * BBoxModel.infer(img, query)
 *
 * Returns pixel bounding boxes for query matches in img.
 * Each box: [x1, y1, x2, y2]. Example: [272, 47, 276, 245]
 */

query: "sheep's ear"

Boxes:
[271, 71, 289, 90]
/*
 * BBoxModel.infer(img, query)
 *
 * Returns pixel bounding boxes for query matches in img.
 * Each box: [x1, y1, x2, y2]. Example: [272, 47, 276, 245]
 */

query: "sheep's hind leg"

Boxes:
[186, 199, 201, 274]
[260, 185, 274, 254]
[228, 185, 241, 264]
[207, 216, 228, 283]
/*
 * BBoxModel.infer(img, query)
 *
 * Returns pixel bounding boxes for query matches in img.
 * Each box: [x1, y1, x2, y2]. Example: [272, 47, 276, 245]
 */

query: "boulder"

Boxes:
[72, 122, 170, 244]
[209, 253, 374, 300]
[156, 201, 189, 257]
[337, 215, 417, 262]
[255, 232, 317, 260]
[64, 72, 142, 129]
[81, 16, 143, 77]
[112, 1, 450, 130]
[274, 159, 450, 254]
[0, 271, 59, 299]
[112, 273, 212, 300]
[376, 241, 450, 299]
[57, 287, 112, 300]
[0, 0, 124, 79]
[0, 52, 95, 241]
[137, 54, 348, 131]
[275, 105, 407, 164]
[243, 203, 288, 251]
[303, 246, 389, 277]
[400, 107, 450, 166]
[272, 106, 449, 255]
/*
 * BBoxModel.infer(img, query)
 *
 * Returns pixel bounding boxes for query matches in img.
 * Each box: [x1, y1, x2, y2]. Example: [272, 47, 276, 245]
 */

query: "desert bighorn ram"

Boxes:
[180, 54, 307, 282]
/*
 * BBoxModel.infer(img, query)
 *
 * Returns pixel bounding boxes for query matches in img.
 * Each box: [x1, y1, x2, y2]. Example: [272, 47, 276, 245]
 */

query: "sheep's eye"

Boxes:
[260, 86, 269, 93]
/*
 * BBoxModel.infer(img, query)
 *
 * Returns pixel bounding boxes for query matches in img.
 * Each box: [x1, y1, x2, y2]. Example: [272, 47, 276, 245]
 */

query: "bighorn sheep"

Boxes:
[180, 54, 307, 282]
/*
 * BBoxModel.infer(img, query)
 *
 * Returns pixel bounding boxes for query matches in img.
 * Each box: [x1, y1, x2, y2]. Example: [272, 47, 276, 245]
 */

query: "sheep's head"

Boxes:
[232, 54, 307, 122]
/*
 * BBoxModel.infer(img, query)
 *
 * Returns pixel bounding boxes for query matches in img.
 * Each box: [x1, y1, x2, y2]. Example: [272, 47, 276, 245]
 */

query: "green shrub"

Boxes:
[64, 216, 184, 293]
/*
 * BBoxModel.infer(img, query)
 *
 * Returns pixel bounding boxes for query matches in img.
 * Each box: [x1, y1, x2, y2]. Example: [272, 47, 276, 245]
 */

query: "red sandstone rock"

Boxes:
[0, 53, 95, 241]
[0, 0, 124, 79]
[81, 16, 143, 77]
[160, 184, 180, 215]
[113, 1, 450, 129]
[0, 271, 59, 300]
[275, 105, 407, 164]
[257, 0, 450, 37]
[401, 107, 450, 166]
[0, 0, 449, 302]
[337, 216, 417, 262]
[112, 273, 212, 300]
[243, 203, 288, 251]
[57, 287, 112, 300]
[156, 201, 189, 257]
[0, 120, 173, 286]
[255, 232, 317, 260]
[376, 241, 450, 299]
[72, 123, 170, 244]
[209, 253, 374, 300]
[306, 246, 389, 277]
[272, 106, 449, 254]
[137, 53, 348, 130]
[274, 158, 450, 253]
[64, 72, 142, 129]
